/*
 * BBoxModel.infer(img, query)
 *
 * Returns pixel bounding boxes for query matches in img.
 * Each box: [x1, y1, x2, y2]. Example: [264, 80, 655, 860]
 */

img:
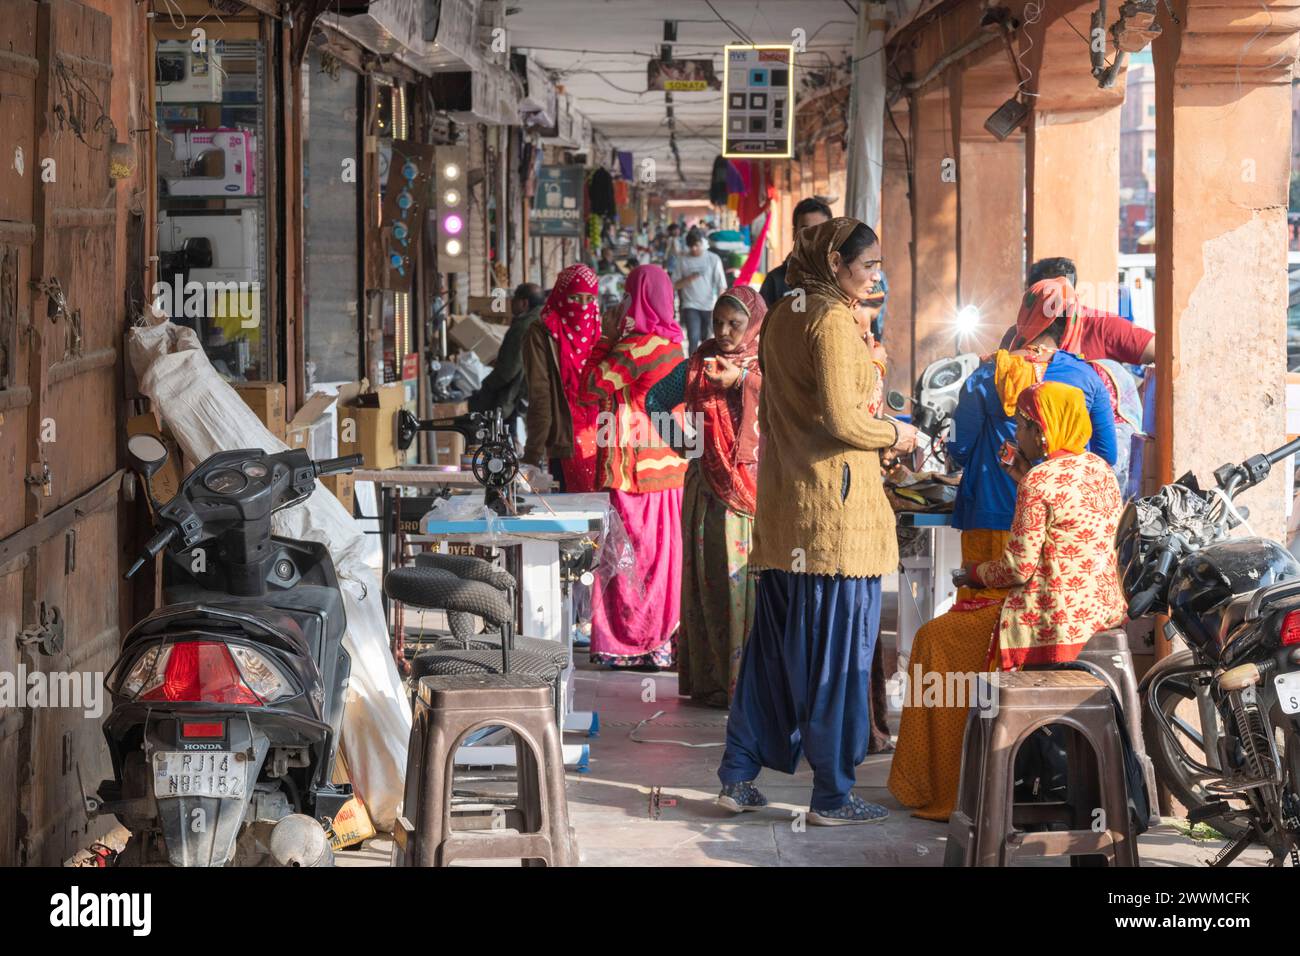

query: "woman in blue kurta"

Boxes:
[948, 279, 1118, 534]
[889, 276, 1117, 819]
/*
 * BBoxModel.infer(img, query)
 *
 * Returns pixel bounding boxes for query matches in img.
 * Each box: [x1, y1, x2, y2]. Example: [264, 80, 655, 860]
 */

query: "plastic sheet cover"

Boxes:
[126, 318, 410, 830]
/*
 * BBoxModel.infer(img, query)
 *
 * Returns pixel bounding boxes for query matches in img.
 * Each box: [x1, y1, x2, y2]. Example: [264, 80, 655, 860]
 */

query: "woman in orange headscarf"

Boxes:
[889, 379, 1125, 819]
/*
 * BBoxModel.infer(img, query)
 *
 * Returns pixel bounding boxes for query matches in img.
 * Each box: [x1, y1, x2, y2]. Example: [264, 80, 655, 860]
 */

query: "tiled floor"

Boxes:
[341, 661, 1272, 868]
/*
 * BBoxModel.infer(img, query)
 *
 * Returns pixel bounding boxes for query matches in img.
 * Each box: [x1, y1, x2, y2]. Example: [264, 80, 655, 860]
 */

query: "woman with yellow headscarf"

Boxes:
[969, 380, 1126, 669]
[888, 380, 1125, 820]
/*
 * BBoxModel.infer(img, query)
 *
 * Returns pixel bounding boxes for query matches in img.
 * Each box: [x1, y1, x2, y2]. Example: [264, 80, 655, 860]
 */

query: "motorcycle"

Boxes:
[1122, 435, 1300, 865]
[887, 352, 981, 476]
[90, 434, 363, 866]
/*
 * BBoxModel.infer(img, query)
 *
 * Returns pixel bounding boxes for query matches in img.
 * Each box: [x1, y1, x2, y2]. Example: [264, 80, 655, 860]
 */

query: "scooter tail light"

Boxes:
[135, 641, 262, 705]
[1282, 610, 1300, 647]
[228, 645, 291, 702]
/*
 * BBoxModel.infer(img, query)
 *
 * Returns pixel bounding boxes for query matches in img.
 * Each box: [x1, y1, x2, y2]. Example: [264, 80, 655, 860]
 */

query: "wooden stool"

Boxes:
[394, 673, 577, 867]
[944, 670, 1140, 867]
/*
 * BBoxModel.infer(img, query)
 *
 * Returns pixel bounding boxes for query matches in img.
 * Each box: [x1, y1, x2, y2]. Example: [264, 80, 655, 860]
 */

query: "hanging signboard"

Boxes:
[530, 164, 585, 238]
[647, 58, 722, 91]
[722, 44, 795, 158]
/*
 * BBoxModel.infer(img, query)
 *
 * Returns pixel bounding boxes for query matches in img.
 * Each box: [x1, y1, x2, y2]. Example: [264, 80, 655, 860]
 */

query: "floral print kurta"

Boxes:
[975, 451, 1126, 669]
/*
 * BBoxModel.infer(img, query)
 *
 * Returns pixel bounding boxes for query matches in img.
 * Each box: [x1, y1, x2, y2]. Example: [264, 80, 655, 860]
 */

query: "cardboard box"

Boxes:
[429, 400, 468, 466]
[321, 473, 354, 513]
[126, 413, 184, 505]
[336, 380, 409, 471]
[447, 314, 507, 365]
[286, 390, 338, 459]
[233, 382, 286, 443]
[467, 294, 511, 323]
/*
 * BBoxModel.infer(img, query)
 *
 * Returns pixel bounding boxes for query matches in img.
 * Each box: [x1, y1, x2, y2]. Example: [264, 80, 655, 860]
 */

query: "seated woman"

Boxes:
[887, 380, 1125, 820]
[969, 380, 1127, 669]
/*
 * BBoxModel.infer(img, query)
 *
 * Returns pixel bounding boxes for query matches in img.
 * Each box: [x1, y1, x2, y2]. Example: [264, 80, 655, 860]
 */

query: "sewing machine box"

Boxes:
[286, 391, 337, 459]
[448, 314, 507, 365]
[321, 473, 355, 514]
[233, 382, 286, 443]
[429, 400, 468, 466]
[336, 381, 410, 471]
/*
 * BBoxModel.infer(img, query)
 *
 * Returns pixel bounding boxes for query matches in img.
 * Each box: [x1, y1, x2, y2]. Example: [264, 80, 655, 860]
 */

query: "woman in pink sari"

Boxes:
[580, 265, 689, 668]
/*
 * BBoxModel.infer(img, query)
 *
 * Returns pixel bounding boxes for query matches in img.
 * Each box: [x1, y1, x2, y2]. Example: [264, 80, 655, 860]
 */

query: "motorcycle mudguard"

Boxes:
[155, 726, 268, 867]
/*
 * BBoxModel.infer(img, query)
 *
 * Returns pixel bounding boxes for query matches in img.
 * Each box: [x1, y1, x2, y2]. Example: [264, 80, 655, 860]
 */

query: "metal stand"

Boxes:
[895, 512, 963, 662]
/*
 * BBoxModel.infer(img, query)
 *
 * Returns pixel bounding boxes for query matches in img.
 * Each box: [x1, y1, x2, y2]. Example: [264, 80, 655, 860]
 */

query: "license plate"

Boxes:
[152, 751, 246, 799]
[1274, 672, 1300, 715]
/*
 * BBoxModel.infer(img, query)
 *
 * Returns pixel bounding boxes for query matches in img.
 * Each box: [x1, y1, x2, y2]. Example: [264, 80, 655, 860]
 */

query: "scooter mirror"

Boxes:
[127, 434, 169, 478]
[886, 390, 907, 412]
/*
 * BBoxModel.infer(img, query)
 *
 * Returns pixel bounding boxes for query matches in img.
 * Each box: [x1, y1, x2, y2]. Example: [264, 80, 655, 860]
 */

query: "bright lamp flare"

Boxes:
[443, 163, 461, 180]
[445, 239, 462, 256]
[444, 213, 464, 235]
[444, 189, 460, 206]
[955, 305, 980, 335]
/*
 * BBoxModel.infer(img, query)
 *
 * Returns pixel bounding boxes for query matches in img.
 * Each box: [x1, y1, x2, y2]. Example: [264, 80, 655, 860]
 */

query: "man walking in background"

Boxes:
[672, 227, 727, 355]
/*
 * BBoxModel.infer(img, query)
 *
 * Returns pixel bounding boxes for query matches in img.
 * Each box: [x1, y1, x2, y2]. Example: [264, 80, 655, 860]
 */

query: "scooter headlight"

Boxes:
[229, 645, 292, 703]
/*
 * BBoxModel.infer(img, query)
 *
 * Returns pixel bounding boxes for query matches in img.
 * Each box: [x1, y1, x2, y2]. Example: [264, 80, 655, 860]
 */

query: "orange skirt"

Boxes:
[887, 603, 1002, 821]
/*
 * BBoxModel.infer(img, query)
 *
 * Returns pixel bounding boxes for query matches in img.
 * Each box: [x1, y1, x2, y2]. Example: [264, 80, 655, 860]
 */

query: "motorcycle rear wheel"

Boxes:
[1140, 649, 1252, 841]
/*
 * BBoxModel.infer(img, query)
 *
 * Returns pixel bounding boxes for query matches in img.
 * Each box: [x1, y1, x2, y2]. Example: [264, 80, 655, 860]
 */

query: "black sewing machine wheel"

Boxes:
[471, 441, 518, 488]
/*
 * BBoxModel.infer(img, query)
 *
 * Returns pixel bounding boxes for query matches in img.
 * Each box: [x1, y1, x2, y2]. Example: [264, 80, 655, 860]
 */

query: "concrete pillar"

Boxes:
[909, 87, 959, 380]
[881, 101, 914, 397]
[1025, 110, 1122, 310]
[1020, 4, 1126, 311]
[951, 64, 1025, 354]
[1152, 0, 1300, 543]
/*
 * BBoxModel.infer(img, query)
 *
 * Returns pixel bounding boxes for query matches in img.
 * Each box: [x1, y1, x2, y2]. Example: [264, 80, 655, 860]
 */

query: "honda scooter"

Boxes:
[90, 435, 362, 866]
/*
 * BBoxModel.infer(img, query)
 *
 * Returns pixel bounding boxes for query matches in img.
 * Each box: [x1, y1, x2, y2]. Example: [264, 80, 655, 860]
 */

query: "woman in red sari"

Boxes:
[646, 286, 766, 705]
[521, 264, 601, 491]
[580, 265, 688, 669]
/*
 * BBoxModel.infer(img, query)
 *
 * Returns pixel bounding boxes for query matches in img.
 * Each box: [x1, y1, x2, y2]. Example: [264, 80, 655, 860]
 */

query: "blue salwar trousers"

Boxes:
[717, 569, 882, 813]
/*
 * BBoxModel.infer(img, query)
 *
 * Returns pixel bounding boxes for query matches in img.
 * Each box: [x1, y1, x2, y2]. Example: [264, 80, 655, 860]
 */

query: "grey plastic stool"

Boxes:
[394, 673, 577, 867]
[944, 670, 1140, 867]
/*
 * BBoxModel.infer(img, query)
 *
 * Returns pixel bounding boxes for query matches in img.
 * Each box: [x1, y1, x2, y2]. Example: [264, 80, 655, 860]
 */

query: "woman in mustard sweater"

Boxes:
[715, 218, 917, 825]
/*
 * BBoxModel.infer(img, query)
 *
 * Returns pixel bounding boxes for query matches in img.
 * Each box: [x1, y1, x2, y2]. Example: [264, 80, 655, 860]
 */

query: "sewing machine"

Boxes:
[396, 408, 522, 516]
[155, 40, 223, 103]
[165, 128, 257, 197]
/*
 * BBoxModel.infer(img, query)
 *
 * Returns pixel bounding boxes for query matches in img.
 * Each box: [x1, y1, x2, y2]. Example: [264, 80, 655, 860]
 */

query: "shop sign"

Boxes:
[647, 58, 722, 92]
[722, 45, 795, 158]
[530, 165, 584, 238]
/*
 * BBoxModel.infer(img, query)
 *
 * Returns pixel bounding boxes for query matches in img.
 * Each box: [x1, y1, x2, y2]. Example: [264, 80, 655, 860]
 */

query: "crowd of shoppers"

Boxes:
[473, 194, 1148, 828]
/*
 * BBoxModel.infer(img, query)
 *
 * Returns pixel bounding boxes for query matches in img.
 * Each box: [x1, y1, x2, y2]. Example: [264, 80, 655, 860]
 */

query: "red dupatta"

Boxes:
[683, 285, 767, 515]
[542, 264, 600, 491]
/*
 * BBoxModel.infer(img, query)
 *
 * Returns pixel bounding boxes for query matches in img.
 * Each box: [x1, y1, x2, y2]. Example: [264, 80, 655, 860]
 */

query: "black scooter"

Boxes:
[1123, 435, 1300, 865]
[90, 435, 362, 866]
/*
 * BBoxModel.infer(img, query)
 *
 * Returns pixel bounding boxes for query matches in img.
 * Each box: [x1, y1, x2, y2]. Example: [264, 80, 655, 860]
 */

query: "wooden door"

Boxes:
[0, 0, 124, 866]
